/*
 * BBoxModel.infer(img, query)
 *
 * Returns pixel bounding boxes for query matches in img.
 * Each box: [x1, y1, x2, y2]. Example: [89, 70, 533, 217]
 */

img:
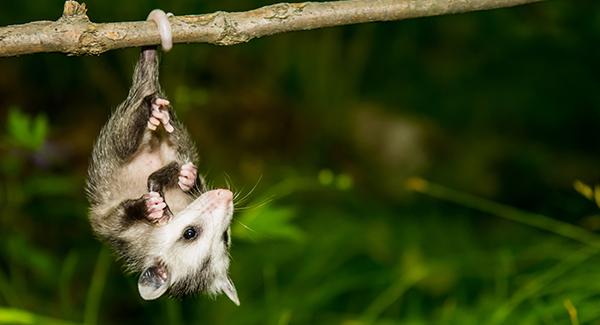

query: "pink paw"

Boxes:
[144, 191, 168, 224]
[147, 97, 175, 133]
[178, 162, 197, 192]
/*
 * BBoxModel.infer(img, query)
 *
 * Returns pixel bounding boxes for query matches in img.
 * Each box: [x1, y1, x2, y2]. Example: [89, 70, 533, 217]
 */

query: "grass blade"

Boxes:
[83, 248, 111, 325]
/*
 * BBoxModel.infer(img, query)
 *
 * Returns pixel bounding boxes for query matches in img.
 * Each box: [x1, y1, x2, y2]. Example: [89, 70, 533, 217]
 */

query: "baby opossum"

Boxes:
[85, 10, 239, 304]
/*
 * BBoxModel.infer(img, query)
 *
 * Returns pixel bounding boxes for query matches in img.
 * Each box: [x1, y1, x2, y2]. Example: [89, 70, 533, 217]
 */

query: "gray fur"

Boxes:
[86, 48, 198, 265]
[85, 48, 237, 303]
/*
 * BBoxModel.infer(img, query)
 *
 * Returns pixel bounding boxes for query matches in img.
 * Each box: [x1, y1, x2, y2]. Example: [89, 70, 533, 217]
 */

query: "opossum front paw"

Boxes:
[147, 97, 175, 133]
[178, 162, 197, 192]
[144, 191, 168, 224]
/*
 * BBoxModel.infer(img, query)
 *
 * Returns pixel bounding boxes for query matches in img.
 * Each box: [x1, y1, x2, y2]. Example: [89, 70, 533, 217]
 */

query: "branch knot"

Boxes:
[62, 1, 89, 19]
[266, 3, 306, 20]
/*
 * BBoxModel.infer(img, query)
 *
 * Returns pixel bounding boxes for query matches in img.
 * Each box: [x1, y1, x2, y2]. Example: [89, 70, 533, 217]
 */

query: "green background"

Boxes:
[1, 0, 600, 324]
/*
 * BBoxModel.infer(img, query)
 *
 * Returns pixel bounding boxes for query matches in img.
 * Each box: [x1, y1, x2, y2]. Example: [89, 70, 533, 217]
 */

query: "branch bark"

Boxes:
[0, 0, 544, 57]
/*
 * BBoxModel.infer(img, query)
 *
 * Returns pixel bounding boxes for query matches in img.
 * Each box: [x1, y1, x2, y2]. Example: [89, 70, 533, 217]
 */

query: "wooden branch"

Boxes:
[0, 0, 544, 57]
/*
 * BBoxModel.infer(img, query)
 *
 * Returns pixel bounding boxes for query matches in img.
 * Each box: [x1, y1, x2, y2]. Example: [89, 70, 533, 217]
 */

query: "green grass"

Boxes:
[407, 178, 599, 325]
[1, 0, 599, 323]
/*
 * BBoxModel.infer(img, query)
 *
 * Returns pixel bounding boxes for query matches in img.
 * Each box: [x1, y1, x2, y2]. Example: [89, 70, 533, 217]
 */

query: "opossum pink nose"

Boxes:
[203, 189, 233, 203]
[215, 189, 233, 202]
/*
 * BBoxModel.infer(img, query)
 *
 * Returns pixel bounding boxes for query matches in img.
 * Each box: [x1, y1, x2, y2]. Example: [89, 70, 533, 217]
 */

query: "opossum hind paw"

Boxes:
[147, 97, 175, 133]
[178, 162, 197, 192]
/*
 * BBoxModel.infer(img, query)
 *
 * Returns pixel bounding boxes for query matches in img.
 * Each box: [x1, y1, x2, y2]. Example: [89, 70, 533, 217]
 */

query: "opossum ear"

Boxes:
[220, 276, 240, 306]
[138, 263, 170, 300]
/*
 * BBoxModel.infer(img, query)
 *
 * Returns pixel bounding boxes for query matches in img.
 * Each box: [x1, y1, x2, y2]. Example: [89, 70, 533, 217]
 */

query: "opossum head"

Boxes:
[138, 189, 239, 305]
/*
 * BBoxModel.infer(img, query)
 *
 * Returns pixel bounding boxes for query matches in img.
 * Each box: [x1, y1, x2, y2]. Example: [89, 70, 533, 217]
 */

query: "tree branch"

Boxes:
[0, 0, 544, 57]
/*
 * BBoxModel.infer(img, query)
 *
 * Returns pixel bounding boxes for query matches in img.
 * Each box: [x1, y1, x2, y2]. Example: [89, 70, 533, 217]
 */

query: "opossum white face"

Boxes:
[138, 189, 239, 305]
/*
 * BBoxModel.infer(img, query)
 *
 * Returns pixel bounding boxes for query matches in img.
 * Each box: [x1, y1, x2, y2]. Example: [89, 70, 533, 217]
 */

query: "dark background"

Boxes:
[1, 0, 600, 324]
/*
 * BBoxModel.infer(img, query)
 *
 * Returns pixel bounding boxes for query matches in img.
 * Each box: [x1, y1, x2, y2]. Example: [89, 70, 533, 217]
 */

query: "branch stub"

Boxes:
[63, 1, 88, 19]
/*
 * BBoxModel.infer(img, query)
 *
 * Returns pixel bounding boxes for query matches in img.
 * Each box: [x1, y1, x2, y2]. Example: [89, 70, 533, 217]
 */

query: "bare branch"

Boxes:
[0, 0, 544, 57]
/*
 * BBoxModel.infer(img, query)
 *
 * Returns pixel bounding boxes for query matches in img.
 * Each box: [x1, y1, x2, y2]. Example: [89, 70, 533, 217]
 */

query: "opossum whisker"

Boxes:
[232, 185, 243, 200]
[199, 170, 214, 192]
[223, 173, 237, 193]
[232, 185, 245, 202]
[232, 189, 247, 203]
[234, 195, 274, 212]
[205, 179, 215, 192]
[235, 220, 256, 233]
[224, 175, 231, 191]
[233, 175, 262, 206]
[190, 187, 203, 197]
[232, 190, 246, 203]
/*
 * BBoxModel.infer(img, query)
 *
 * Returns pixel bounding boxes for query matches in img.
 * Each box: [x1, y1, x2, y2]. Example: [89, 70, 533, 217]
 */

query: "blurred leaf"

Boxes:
[24, 176, 79, 196]
[174, 85, 209, 114]
[6, 107, 48, 151]
[0, 269, 19, 307]
[233, 205, 304, 242]
[83, 248, 111, 325]
[0, 308, 78, 325]
[4, 237, 58, 283]
[31, 114, 49, 149]
[0, 155, 23, 176]
[409, 178, 600, 247]
[318, 169, 334, 186]
[563, 299, 579, 325]
[335, 174, 354, 191]
[573, 180, 593, 200]
[362, 248, 429, 323]
[58, 251, 79, 319]
[7, 108, 29, 145]
[318, 170, 354, 191]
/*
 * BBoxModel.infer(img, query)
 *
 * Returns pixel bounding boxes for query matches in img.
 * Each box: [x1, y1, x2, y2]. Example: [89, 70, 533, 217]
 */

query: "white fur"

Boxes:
[147, 190, 233, 290]
[116, 129, 180, 200]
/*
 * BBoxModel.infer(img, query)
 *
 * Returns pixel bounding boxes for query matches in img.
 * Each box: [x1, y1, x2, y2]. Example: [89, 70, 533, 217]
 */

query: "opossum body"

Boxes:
[85, 47, 238, 304]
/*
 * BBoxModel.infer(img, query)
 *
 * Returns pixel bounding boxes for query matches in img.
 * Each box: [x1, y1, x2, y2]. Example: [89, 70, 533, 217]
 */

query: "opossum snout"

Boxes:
[182, 189, 234, 226]
[205, 189, 233, 223]
[206, 189, 233, 202]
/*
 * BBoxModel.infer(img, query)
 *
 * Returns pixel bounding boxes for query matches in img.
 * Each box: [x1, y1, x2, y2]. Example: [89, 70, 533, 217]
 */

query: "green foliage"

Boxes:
[6, 107, 48, 151]
[1, 0, 599, 324]
[0, 307, 77, 325]
[234, 205, 305, 242]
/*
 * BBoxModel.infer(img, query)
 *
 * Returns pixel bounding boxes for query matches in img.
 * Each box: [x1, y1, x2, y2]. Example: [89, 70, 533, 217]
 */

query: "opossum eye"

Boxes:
[183, 226, 198, 240]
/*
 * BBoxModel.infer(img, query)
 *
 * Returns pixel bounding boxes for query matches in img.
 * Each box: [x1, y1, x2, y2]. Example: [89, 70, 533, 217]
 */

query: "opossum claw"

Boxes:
[178, 162, 197, 191]
[147, 97, 174, 133]
[144, 191, 168, 224]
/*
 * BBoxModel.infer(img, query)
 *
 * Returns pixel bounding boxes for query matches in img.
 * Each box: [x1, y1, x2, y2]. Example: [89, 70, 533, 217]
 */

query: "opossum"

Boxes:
[85, 9, 239, 305]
